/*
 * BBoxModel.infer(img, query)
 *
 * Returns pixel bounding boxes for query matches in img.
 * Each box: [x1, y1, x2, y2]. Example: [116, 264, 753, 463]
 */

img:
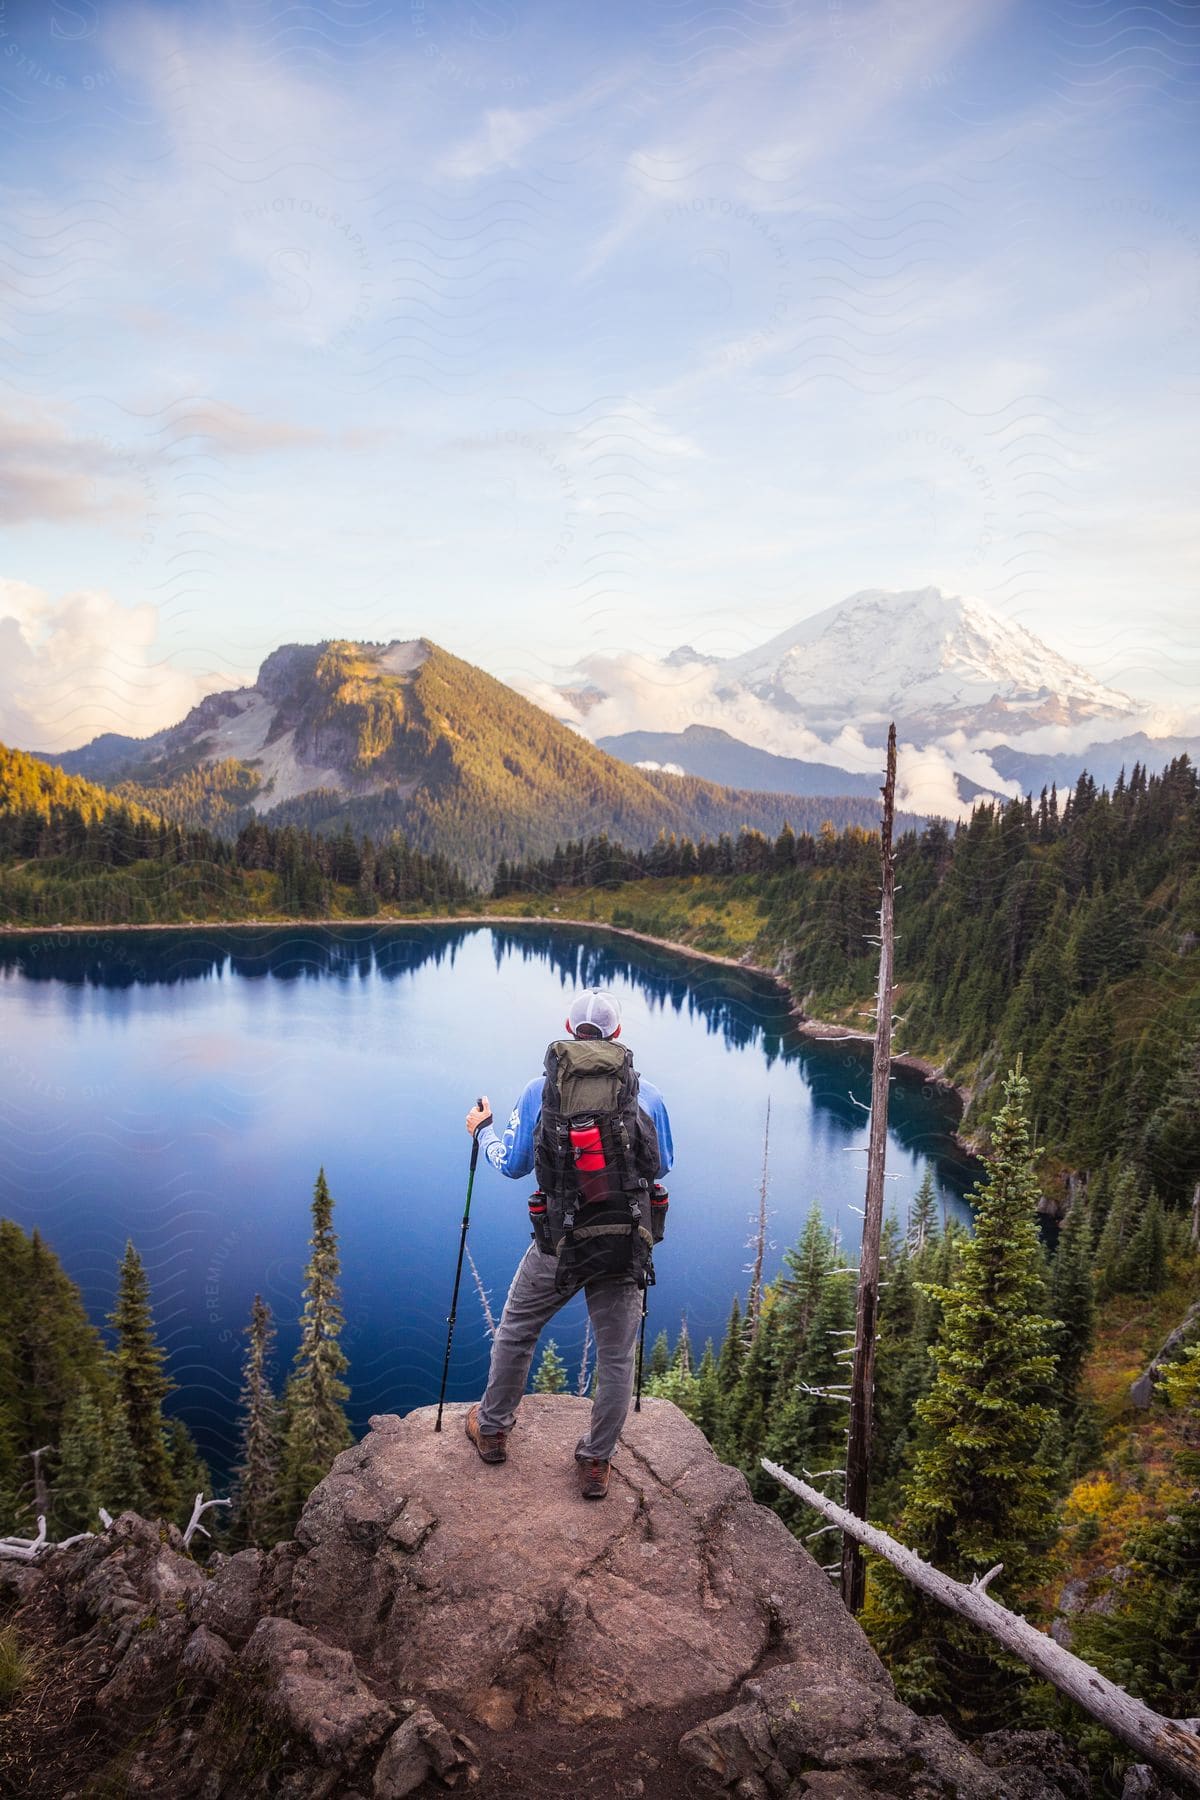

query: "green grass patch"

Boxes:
[0, 1625, 33, 1704]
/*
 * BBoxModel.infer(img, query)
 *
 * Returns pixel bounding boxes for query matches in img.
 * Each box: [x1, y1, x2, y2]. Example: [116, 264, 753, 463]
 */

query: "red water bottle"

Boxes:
[569, 1118, 608, 1203]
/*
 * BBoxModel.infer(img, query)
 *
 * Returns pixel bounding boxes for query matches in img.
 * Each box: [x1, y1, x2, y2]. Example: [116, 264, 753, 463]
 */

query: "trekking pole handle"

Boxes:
[469, 1095, 492, 1172]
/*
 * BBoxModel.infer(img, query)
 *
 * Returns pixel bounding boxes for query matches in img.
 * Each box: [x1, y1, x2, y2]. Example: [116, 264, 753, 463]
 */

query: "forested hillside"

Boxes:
[0, 744, 469, 923]
[496, 755, 1200, 1187]
[0, 741, 160, 829]
[637, 1084, 1200, 1782]
[493, 754, 1200, 1782]
[35, 639, 917, 883]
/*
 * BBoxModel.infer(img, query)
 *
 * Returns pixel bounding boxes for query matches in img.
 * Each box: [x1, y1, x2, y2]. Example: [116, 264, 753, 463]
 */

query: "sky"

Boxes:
[1, 0, 1197, 751]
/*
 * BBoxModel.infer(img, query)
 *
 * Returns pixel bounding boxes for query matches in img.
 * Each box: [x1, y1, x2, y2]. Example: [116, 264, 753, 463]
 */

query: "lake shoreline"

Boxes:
[1, 911, 977, 1144]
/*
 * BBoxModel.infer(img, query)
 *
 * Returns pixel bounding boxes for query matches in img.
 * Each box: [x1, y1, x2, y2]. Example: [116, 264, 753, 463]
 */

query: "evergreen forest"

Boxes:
[2, 746, 1198, 1793]
[0, 744, 470, 923]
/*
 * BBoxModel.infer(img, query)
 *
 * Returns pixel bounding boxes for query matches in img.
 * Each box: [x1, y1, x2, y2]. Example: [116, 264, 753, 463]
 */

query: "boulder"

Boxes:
[190, 1547, 269, 1647]
[1121, 1766, 1184, 1799]
[95, 1612, 193, 1710]
[238, 1616, 395, 1768]
[0, 1398, 1095, 1799]
[681, 1663, 1097, 1799]
[189, 1540, 303, 1647]
[180, 1622, 234, 1685]
[291, 1397, 886, 1730]
[973, 1728, 1092, 1800]
[372, 1707, 476, 1797]
[0, 1560, 44, 1607]
[795, 1775, 880, 1800]
[52, 1509, 206, 1694]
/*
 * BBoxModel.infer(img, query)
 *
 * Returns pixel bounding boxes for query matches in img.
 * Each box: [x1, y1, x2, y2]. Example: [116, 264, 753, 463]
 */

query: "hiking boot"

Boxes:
[577, 1456, 610, 1500]
[465, 1404, 507, 1465]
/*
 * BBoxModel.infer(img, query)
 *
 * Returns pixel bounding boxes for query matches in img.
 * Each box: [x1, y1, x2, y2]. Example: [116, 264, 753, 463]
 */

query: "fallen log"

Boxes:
[762, 1458, 1200, 1796]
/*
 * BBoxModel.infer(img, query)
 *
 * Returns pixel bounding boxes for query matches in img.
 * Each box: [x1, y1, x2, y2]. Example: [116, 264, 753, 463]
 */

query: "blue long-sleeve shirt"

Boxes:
[477, 1073, 674, 1183]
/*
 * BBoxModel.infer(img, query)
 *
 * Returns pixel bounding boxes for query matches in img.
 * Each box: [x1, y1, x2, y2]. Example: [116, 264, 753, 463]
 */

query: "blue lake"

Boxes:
[0, 924, 978, 1481]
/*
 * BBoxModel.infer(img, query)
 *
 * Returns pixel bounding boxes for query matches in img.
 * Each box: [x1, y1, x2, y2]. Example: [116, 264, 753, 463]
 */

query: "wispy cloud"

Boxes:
[0, 0, 1195, 740]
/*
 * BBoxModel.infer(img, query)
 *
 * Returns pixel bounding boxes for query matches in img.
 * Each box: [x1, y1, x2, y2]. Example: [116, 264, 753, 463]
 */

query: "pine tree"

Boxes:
[864, 1068, 1061, 1727]
[1083, 1161, 1114, 1250]
[764, 1268, 856, 1525]
[649, 1330, 670, 1379]
[1049, 1205, 1096, 1419]
[772, 1203, 832, 1374]
[1141, 1030, 1200, 1208]
[722, 1288, 780, 1471]
[694, 1340, 721, 1443]
[1118, 1190, 1168, 1296]
[233, 1294, 283, 1549]
[715, 1296, 743, 1390]
[166, 1418, 212, 1526]
[645, 1360, 703, 1421]
[872, 1245, 923, 1510]
[532, 1340, 568, 1393]
[1093, 1165, 1142, 1290]
[108, 1241, 176, 1516]
[908, 1167, 940, 1253]
[0, 1221, 106, 1475]
[102, 1399, 150, 1516]
[50, 1387, 107, 1536]
[278, 1170, 353, 1529]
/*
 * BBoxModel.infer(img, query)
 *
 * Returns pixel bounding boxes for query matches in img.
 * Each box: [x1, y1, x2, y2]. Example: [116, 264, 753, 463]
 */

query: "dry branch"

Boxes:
[182, 1493, 231, 1548]
[577, 1317, 593, 1397]
[1, 1494, 231, 1561]
[466, 1244, 496, 1339]
[762, 1459, 1200, 1796]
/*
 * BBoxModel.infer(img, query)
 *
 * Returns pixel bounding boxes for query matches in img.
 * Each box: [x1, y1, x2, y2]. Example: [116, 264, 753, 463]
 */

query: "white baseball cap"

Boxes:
[567, 989, 621, 1038]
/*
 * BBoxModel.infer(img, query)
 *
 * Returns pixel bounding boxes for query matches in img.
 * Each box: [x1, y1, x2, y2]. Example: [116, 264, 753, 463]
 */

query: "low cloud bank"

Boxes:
[0, 579, 232, 753]
[517, 653, 1029, 821]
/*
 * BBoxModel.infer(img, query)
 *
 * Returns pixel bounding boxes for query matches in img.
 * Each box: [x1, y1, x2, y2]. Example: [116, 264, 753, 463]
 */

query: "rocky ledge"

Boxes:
[0, 1397, 1093, 1799]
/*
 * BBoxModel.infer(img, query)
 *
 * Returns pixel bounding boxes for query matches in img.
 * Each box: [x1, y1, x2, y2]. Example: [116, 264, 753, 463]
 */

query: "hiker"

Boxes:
[463, 988, 674, 1500]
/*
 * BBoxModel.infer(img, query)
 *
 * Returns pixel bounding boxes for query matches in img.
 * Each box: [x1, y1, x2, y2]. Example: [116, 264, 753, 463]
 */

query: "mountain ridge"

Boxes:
[28, 639, 906, 882]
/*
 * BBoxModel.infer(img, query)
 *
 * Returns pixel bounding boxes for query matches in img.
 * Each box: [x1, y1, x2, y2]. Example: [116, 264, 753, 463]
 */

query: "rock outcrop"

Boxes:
[0, 1397, 1092, 1799]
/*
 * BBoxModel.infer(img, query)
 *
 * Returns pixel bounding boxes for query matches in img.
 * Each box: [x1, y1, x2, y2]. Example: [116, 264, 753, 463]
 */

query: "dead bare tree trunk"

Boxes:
[764, 1459, 1200, 1797]
[1191, 1180, 1199, 1252]
[747, 1099, 772, 1342]
[840, 723, 897, 1614]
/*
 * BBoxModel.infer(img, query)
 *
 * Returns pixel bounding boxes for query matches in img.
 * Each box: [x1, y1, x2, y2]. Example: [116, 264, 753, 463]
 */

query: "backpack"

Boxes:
[532, 1037, 662, 1294]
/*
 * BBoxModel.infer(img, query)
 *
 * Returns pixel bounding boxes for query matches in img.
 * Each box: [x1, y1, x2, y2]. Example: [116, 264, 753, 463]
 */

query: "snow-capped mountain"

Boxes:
[720, 587, 1136, 737]
[544, 588, 1164, 818]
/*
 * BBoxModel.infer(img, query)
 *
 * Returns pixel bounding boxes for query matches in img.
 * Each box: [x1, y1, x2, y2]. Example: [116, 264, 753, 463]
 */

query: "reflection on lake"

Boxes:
[0, 924, 979, 1478]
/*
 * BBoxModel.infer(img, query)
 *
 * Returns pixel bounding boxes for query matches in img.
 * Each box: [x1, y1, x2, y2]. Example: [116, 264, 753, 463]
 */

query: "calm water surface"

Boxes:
[0, 924, 978, 1478]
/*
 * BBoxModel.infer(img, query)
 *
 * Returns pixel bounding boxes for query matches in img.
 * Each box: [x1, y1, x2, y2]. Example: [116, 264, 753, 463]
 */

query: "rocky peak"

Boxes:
[256, 643, 327, 703]
[2, 1399, 1093, 1798]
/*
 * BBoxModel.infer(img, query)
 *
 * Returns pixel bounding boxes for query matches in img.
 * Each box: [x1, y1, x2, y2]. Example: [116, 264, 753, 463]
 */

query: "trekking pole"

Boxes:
[634, 1283, 648, 1413]
[435, 1097, 490, 1433]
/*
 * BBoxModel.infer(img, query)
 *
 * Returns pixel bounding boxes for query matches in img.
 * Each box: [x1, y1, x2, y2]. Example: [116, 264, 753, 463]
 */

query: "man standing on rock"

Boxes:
[463, 988, 674, 1500]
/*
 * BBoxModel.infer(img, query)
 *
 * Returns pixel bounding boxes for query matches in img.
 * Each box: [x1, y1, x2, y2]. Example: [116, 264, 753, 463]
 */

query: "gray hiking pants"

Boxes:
[476, 1242, 643, 1462]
